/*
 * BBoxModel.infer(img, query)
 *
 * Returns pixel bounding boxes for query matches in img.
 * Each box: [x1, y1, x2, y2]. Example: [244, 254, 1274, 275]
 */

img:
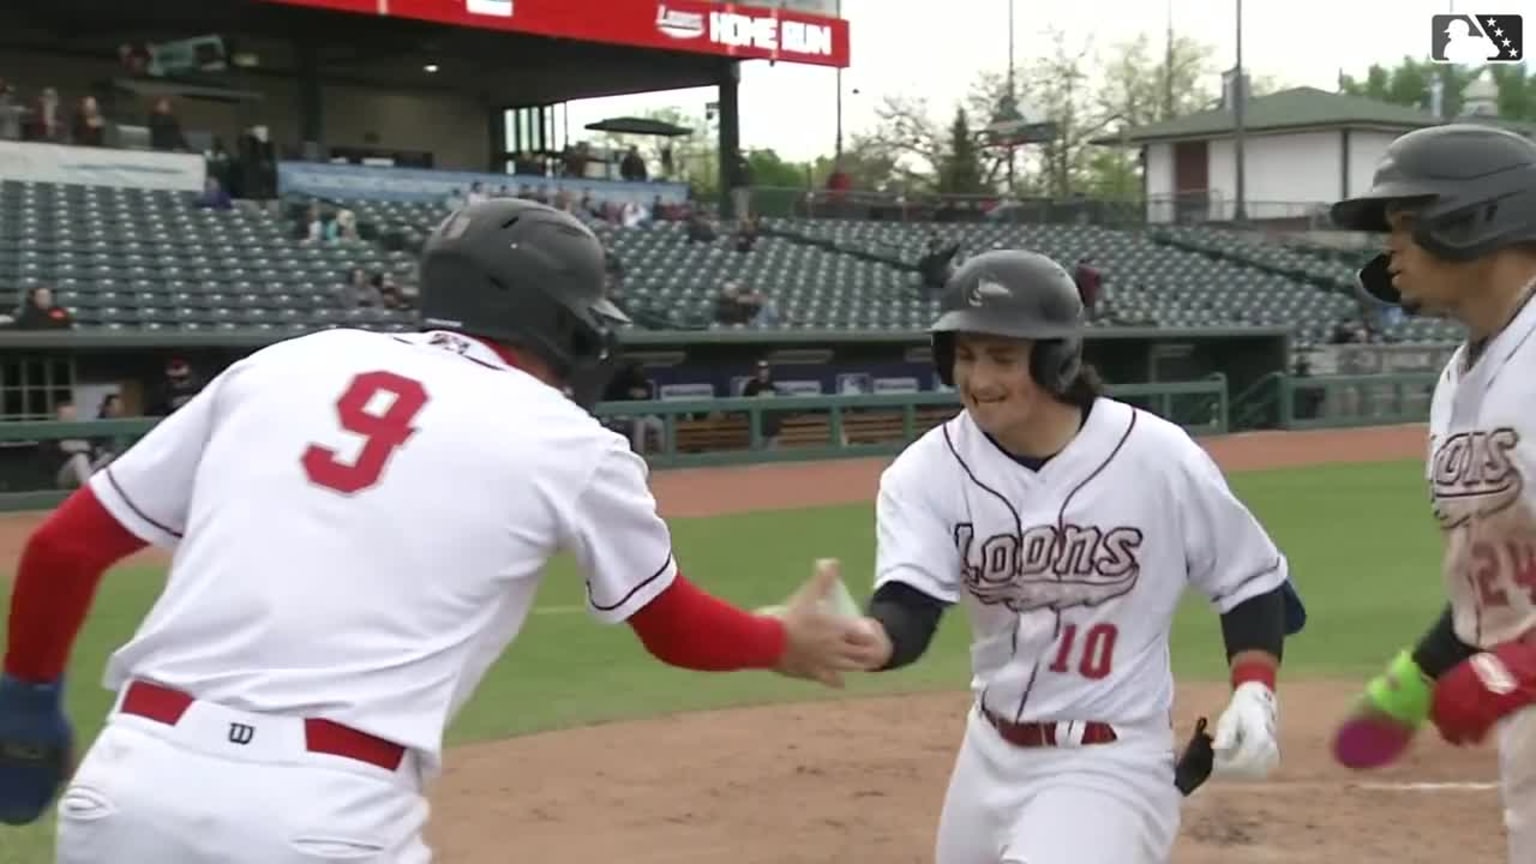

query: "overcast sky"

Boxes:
[561, 0, 1494, 161]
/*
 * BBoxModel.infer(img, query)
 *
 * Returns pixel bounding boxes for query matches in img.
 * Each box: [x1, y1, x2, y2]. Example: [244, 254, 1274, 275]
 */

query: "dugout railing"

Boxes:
[0, 376, 1230, 512]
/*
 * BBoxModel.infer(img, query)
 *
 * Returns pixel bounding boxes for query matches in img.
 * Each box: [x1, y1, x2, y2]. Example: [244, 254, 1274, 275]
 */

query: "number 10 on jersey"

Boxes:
[1047, 622, 1118, 680]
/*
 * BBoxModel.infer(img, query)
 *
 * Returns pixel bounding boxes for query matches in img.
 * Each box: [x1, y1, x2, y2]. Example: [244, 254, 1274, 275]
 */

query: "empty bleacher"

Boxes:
[0, 175, 1456, 348]
[0, 180, 418, 333]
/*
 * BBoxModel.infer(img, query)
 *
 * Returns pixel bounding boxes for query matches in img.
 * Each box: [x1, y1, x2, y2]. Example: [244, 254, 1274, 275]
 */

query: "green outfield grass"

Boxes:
[0, 458, 1444, 861]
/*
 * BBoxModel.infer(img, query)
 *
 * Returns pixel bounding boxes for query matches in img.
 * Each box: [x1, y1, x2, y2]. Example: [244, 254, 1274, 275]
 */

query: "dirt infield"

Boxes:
[0, 423, 1506, 861]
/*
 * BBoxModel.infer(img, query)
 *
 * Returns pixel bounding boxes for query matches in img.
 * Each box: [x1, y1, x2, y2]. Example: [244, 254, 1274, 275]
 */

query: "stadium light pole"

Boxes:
[1164, 0, 1175, 119]
[1006, 0, 1016, 193]
[1232, 0, 1248, 223]
[835, 0, 844, 160]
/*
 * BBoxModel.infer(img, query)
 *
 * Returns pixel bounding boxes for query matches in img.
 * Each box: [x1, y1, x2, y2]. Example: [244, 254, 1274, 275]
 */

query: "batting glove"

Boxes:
[1432, 641, 1536, 746]
[0, 674, 73, 825]
[1211, 681, 1279, 779]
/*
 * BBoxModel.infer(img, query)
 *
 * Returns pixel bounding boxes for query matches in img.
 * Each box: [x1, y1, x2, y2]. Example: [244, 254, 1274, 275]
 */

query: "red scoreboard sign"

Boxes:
[258, 0, 852, 68]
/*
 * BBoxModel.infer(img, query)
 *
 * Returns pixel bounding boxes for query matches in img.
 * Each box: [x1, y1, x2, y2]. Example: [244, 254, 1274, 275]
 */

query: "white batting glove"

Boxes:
[1211, 681, 1280, 779]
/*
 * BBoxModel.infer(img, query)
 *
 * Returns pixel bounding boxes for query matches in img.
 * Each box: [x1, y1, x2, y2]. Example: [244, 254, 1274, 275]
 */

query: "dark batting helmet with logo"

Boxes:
[929, 249, 1085, 394]
[417, 198, 629, 406]
[1330, 123, 1536, 307]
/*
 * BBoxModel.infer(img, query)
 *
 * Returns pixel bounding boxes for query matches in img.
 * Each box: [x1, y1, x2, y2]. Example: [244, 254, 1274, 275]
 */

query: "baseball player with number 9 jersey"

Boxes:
[1330, 124, 1536, 864]
[0, 199, 878, 862]
[840, 250, 1308, 864]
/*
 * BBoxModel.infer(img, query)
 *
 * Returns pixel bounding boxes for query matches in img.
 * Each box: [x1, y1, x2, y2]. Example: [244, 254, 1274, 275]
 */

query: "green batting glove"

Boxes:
[1360, 649, 1435, 728]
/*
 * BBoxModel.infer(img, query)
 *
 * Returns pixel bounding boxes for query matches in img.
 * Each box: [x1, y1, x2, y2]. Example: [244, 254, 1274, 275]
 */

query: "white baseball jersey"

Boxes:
[1428, 284, 1536, 648]
[874, 398, 1287, 727]
[89, 328, 677, 776]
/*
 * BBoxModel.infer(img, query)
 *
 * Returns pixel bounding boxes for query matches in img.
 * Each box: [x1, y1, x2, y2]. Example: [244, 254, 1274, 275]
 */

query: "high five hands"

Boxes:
[769, 559, 892, 687]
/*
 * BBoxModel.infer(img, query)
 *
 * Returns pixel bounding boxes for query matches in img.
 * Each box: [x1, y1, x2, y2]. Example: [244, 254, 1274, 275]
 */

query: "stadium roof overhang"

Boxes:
[0, 0, 815, 107]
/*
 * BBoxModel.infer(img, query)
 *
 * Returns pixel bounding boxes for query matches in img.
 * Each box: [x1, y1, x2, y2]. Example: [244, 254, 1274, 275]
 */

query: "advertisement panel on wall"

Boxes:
[0, 142, 207, 193]
[277, 161, 690, 205]
[255, 0, 851, 68]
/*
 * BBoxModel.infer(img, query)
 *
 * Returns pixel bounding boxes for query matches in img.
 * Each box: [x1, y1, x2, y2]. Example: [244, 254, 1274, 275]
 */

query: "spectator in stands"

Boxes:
[148, 357, 203, 415]
[714, 283, 748, 326]
[0, 80, 19, 141]
[374, 272, 409, 310]
[148, 97, 188, 151]
[444, 188, 466, 211]
[42, 401, 112, 490]
[337, 267, 381, 309]
[16, 287, 73, 330]
[197, 176, 233, 210]
[826, 160, 852, 195]
[466, 182, 489, 206]
[205, 136, 234, 188]
[733, 215, 761, 253]
[620, 199, 646, 228]
[305, 204, 338, 244]
[740, 360, 783, 448]
[729, 151, 753, 219]
[72, 96, 106, 147]
[23, 87, 65, 143]
[1329, 316, 1367, 344]
[916, 234, 960, 299]
[563, 142, 593, 178]
[235, 124, 277, 199]
[620, 146, 648, 182]
[1073, 256, 1103, 318]
[713, 282, 775, 328]
[334, 208, 360, 241]
[119, 42, 153, 76]
[686, 212, 717, 244]
[512, 151, 542, 176]
[602, 361, 665, 455]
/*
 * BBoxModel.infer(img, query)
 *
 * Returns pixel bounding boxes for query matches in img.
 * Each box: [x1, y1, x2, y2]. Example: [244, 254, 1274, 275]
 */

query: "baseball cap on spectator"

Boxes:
[166, 357, 190, 378]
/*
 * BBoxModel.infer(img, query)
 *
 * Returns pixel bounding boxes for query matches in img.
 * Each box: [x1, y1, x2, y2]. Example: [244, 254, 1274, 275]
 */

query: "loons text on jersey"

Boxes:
[955, 522, 1143, 613]
[1430, 427, 1523, 530]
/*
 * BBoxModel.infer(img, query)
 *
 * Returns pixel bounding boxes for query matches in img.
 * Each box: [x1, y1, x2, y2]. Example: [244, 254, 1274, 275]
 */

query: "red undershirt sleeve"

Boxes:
[5, 486, 147, 683]
[626, 570, 787, 670]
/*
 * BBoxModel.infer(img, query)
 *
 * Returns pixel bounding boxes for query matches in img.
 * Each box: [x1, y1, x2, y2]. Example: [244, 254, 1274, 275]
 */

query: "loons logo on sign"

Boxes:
[709, 10, 833, 57]
[655, 5, 706, 39]
[465, 0, 513, 18]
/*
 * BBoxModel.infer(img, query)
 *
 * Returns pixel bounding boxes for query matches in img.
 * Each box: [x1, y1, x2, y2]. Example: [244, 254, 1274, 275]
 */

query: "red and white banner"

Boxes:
[258, 0, 851, 68]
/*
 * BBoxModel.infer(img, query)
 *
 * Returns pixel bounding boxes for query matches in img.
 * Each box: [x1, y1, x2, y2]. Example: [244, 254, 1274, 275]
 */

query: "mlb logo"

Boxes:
[1430, 14, 1523, 64]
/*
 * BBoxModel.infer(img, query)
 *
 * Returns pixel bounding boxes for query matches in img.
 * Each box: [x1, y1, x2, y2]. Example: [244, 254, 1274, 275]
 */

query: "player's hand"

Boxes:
[773, 559, 880, 688]
[1332, 649, 1430, 770]
[1431, 640, 1536, 747]
[0, 675, 74, 825]
[844, 617, 894, 671]
[1211, 681, 1279, 780]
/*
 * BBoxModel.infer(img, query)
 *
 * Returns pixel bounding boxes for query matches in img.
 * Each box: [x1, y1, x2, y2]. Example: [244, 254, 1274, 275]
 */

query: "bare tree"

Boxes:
[860, 94, 951, 191]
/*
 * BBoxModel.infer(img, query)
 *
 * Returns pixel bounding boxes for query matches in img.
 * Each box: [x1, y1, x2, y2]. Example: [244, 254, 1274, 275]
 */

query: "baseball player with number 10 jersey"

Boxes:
[840, 250, 1308, 864]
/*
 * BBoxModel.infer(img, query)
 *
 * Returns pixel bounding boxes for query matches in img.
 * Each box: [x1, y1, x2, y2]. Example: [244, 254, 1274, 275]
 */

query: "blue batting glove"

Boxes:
[0, 674, 74, 825]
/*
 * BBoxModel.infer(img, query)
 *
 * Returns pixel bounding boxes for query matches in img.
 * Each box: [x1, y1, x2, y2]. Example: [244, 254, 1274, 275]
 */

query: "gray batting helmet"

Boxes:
[417, 198, 629, 407]
[1330, 123, 1536, 307]
[929, 249, 1085, 394]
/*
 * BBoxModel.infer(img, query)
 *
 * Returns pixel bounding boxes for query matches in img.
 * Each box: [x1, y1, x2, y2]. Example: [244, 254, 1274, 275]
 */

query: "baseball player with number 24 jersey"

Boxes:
[1330, 124, 1536, 864]
[840, 250, 1308, 864]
